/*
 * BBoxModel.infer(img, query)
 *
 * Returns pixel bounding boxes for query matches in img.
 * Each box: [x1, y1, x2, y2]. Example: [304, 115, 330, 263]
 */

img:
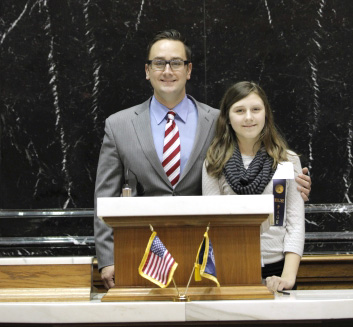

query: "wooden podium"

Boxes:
[97, 195, 274, 301]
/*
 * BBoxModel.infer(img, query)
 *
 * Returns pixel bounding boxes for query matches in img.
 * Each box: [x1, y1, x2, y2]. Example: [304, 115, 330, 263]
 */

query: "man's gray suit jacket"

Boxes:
[94, 95, 219, 270]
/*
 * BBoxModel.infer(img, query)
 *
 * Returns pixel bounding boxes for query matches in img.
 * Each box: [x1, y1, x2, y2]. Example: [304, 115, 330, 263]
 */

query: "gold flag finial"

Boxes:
[149, 224, 154, 232]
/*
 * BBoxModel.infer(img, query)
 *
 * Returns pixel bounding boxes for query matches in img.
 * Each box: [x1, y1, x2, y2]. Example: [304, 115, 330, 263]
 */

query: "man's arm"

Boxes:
[94, 117, 124, 289]
[296, 167, 311, 201]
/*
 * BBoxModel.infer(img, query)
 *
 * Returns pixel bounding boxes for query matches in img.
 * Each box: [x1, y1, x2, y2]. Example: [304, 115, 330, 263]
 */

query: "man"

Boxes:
[94, 29, 311, 289]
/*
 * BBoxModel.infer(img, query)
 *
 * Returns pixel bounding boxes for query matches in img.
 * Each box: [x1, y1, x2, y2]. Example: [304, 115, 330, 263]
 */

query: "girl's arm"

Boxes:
[266, 152, 305, 292]
[202, 160, 222, 195]
[265, 252, 301, 291]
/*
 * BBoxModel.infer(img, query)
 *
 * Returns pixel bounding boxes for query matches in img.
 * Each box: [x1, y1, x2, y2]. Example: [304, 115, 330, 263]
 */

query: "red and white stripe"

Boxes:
[142, 250, 175, 285]
[162, 111, 180, 187]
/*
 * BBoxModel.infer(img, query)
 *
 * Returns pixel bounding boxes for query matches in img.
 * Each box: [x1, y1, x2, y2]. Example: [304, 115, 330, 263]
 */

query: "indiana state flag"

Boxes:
[194, 231, 220, 287]
[138, 231, 178, 288]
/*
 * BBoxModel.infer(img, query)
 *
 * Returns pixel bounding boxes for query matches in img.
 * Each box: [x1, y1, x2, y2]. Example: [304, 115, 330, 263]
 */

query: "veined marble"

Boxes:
[0, 1, 352, 255]
[0, 290, 352, 323]
[0, 298, 185, 324]
[0, 256, 93, 265]
[1, 0, 352, 208]
[186, 290, 353, 321]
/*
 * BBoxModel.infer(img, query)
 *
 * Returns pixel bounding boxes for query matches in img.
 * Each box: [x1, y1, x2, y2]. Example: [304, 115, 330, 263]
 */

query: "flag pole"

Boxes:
[184, 223, 210, 297]
[183, 264, 195, 297]
[172, 278, 181, 296]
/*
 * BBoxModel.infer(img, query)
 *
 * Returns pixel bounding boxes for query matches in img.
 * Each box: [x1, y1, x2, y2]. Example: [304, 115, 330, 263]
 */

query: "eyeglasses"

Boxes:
[146, 59, 190, 71]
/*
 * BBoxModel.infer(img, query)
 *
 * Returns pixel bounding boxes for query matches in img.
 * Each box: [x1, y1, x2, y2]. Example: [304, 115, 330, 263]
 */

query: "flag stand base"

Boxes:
[173, 294, 190, 302]
[101, 285, 274, 302]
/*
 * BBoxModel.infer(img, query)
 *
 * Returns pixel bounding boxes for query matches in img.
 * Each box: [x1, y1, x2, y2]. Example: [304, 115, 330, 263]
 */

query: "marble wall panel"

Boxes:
[1, 205, 352, 257]
[0, 1, 352, 247]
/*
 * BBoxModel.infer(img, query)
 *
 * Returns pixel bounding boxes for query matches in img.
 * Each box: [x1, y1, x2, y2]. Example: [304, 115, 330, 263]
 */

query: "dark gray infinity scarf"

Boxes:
[223, 147, 275, 194]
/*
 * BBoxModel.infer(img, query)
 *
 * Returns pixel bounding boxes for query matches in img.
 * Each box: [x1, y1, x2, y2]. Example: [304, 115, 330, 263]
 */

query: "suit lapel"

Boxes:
[180, 97, 214, 180]
[132, 99, 171, 186]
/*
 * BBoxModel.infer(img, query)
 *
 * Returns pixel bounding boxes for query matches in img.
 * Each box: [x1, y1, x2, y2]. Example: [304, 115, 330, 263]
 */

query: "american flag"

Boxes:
[139, 233, 178, 288]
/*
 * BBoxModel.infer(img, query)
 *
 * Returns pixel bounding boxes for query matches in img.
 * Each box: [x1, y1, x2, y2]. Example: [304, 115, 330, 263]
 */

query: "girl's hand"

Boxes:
[265, 275, 296, 292]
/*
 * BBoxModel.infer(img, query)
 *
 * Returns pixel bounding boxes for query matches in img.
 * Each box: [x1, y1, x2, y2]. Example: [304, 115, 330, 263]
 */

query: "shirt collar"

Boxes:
[150, 95, 189, 125]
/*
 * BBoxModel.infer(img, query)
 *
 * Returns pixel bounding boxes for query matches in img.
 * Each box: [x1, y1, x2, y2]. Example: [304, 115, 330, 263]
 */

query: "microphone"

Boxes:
[122, 169, 132, 197]
[124, 168, 145, 196]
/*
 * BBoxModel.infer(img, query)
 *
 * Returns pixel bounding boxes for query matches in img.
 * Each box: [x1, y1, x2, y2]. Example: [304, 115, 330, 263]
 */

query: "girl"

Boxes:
[202, 81, 305, 292]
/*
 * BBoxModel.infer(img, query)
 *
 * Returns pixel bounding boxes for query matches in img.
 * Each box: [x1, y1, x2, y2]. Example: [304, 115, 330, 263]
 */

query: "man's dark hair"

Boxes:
[146, 29, 192, 61]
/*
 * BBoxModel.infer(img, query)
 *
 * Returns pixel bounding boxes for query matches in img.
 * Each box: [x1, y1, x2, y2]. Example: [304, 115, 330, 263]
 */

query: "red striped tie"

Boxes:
[162, 111, 180, 187]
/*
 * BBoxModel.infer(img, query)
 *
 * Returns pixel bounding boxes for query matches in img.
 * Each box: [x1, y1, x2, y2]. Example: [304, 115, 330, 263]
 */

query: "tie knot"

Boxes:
[167, 111, 176, 121]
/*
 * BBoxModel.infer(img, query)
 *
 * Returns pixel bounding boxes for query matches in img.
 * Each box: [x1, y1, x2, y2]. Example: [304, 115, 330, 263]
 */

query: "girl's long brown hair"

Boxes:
[206, 81, 290, 178]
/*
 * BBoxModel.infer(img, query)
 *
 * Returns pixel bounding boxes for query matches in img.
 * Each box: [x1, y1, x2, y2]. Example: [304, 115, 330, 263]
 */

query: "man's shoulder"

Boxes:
[106, 98, 150, 122]
[188, 95, 219, 118]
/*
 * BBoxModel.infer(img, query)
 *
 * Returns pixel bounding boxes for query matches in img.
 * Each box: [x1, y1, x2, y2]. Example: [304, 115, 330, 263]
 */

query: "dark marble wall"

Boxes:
[0, 1, 352, 255]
